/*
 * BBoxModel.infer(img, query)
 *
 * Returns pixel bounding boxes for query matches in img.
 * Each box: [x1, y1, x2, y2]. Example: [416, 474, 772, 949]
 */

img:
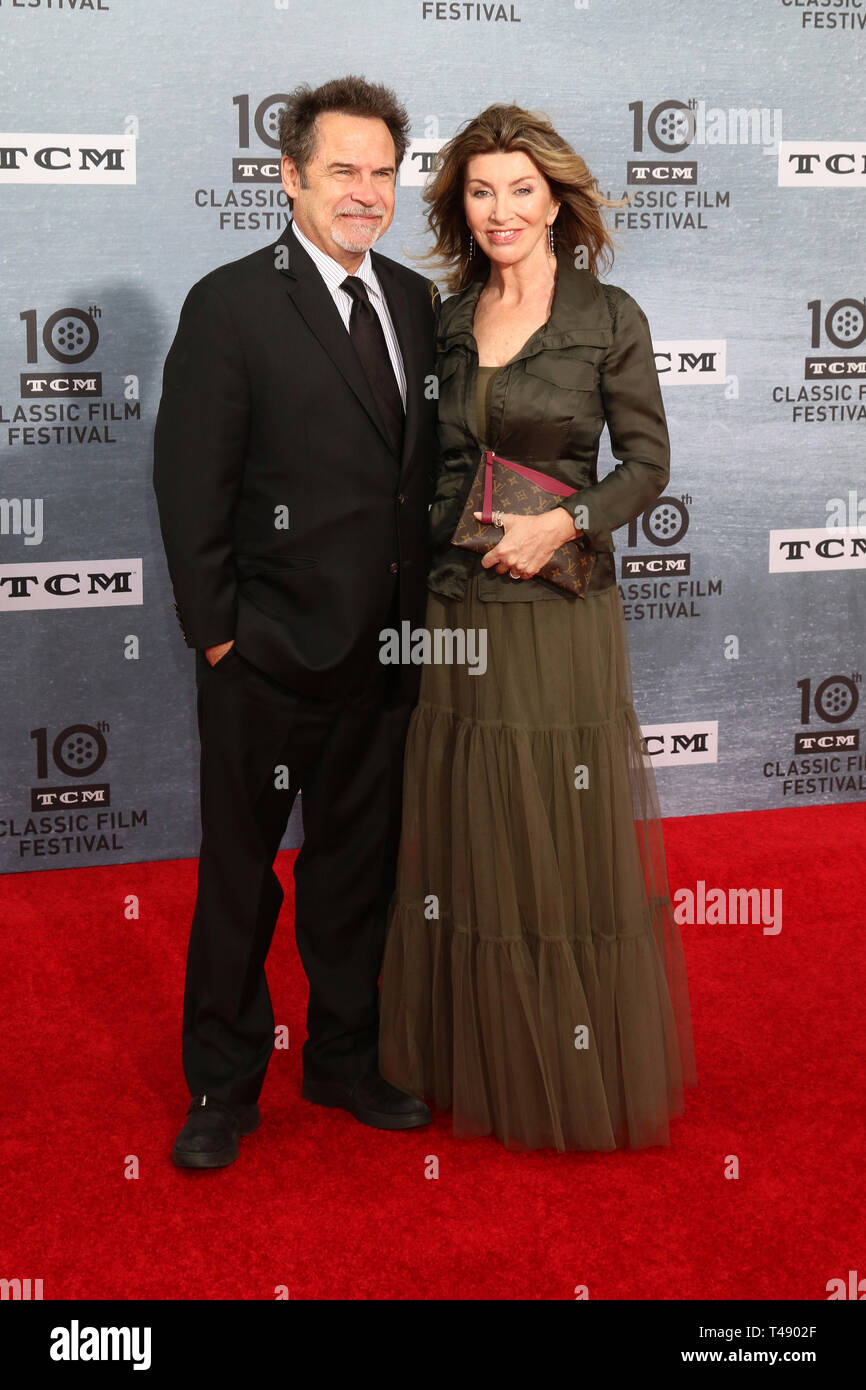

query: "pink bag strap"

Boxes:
[479, 449, 576, 524]
[481, 450, 495, 523]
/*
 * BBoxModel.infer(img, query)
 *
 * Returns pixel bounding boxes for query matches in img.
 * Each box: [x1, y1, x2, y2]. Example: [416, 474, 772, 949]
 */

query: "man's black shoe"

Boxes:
[301, 1071, 431, 1130]
[172, 1094, 261, 1169]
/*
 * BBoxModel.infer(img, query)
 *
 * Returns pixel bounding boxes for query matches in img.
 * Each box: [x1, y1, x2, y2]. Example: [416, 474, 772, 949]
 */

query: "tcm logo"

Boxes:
[400, 139, 446, 187]
[30, 721, 111, 814]
[626, 98, 697, 184]
[778, 142, 866, 187]
[804, 296, 866, 380]
[232, 93, 288, 182]
[19, 305, 102, 398]
[654, 341, 726, 383]
[769, 527, 866, 573]
[0, 135, 136, 185]
[0, 559, 143, 612]
[794, 673, 860, 755]
[622, 494, 692, 578]
[628, 163, 697, 185]
[640, 721, 719, 766]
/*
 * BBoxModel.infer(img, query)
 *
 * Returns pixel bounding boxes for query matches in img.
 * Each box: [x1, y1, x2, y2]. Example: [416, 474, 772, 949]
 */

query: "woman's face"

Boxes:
[463, 150, 559, 268]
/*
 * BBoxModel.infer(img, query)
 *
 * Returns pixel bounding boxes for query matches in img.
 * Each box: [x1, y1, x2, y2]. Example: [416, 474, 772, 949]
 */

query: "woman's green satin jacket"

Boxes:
[426, 246, 671, 601]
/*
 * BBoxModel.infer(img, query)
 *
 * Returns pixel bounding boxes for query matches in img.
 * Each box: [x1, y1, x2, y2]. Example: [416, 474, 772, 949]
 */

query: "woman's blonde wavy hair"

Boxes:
[420, 103, 628, 293]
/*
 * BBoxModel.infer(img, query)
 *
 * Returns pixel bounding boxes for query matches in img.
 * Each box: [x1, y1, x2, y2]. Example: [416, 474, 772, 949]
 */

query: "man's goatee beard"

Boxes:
[331, 216, 384, 253]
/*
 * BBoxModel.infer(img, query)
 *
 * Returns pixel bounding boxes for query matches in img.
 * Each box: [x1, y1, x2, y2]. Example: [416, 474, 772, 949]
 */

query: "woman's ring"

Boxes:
[492, 509, 504, 528]
[509, 569, 521, 580]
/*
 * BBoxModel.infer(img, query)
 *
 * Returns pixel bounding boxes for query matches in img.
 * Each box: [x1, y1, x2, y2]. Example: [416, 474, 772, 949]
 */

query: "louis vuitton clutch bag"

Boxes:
[451, 449, 595, 597]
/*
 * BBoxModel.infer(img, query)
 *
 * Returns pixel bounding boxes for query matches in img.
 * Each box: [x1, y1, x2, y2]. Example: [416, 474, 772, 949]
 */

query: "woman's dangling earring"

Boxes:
[548, 223, 555, 254]
[468, 233, 475, 261]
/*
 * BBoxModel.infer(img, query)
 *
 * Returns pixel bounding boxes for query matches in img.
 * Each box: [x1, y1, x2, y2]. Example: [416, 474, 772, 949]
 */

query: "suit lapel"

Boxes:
[276, 222, 396, 455]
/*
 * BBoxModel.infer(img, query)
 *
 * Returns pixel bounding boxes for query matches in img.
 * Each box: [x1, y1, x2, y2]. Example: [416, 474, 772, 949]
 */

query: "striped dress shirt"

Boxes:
[291, 220, 407, 409]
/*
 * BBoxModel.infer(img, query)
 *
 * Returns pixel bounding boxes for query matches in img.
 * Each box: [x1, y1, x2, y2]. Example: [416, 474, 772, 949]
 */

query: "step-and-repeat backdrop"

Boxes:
[1, 0, 863, 873]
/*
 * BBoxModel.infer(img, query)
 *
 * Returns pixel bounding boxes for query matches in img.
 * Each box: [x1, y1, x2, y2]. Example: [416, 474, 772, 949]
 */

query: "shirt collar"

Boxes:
[291, 220, 381, 301]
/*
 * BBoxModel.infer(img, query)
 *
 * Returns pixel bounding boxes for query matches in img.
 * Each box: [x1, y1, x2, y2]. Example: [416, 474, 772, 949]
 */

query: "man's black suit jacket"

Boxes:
[153, 220, 439, 701]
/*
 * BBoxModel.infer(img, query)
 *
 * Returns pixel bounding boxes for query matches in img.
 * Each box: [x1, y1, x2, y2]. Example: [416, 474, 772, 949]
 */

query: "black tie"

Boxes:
[341, 276, 404, 460]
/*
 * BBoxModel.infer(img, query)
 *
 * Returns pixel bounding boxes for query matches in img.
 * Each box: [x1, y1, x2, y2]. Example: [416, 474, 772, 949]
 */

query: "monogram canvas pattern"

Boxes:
[451, 455, 596, 597]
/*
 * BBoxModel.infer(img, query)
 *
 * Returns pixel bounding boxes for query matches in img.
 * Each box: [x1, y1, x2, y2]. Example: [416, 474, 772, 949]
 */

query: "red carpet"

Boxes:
[1, 802, 863, 1301]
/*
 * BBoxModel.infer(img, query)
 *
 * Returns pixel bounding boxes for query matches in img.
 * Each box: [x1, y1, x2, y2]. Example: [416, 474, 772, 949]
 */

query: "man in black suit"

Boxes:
[153, 76, 439, 1168]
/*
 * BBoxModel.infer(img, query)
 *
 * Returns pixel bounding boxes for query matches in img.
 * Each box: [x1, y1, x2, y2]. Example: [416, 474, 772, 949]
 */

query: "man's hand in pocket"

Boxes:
[205, 640, 235, 667]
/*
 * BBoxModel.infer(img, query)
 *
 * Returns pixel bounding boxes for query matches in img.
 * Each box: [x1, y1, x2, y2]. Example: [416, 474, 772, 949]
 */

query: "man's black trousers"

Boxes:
[182, 624, 413, 1107]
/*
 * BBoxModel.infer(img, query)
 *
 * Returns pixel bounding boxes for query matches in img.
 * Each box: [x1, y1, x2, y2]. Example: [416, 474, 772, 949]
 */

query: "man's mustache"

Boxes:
[333, 205, 387, 219]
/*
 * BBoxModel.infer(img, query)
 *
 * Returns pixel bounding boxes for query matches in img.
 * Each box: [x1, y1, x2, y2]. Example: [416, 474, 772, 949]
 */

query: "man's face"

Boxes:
[281, 112, 398, 268]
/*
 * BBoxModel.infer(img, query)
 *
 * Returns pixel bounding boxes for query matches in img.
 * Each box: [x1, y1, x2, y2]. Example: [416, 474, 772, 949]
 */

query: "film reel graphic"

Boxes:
[255, 97, 288, 148]
[626, 497, 690, 549]
[31, 724, 109, 780]
[825, 299, 866, 349]
[631, 98, 697, 153]
[808, 297, 866, 350]
[798, 677, 860, 726]
[233, 93, 292, 150]
[43, 309, 100, 365]
[19, 307, 100, 364]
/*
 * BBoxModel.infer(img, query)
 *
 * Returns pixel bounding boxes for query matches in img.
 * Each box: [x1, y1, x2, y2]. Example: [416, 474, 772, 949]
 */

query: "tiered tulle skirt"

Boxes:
[378, 573, 697, 1152]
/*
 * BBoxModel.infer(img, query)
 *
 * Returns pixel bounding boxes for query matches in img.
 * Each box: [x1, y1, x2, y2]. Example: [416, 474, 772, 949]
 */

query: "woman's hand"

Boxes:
[475, 508, 582, 579]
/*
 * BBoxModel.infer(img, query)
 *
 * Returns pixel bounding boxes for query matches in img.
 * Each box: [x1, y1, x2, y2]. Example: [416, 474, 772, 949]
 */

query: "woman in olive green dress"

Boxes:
[378, 104, 697, 1152]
